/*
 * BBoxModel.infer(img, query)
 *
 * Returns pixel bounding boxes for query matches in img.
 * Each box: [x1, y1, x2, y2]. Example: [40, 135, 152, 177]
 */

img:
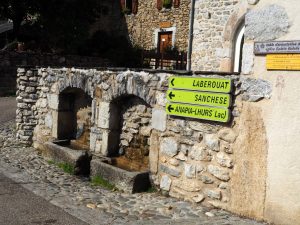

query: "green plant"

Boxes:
[146, 186, 157, 193]
[57, 162, 75, 174]
[91, 175, 116, 191]
[163, 0, 172, 9]
[47, 160, 55, 165]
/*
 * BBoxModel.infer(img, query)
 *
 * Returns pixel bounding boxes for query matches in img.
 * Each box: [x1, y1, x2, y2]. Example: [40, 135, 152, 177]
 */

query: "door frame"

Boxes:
[154, 27, 176, 50]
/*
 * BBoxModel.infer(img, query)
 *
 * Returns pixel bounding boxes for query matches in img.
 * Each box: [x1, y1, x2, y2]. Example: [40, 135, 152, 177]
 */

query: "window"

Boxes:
[121, 0, 138, 15]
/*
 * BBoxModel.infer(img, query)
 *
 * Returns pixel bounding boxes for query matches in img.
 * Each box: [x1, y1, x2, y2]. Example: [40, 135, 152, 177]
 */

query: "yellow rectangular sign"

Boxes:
[169, 76, 232, 93]
[267, 54, 300, 70]
[167, 90, 231, 108]
[166, 103, 230, 123]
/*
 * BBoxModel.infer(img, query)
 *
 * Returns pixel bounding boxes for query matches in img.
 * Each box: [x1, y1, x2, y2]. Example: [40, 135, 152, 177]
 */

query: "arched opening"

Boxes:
[107, 95, 152, 172]
[57, 87, 92, 149]
[233, 22, 245, 73]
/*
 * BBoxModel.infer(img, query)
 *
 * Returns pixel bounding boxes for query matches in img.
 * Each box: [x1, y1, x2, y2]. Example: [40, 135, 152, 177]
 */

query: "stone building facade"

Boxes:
[123, 0, 190, 52]
[190, 0, 300, 224]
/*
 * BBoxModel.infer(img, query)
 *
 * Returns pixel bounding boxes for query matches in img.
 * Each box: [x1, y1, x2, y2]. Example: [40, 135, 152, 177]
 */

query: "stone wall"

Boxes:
[0, 50, 111, 96]
[15, 67, 271, 214]
[191, 0, 240, 71]
[124, 0, 191, 51]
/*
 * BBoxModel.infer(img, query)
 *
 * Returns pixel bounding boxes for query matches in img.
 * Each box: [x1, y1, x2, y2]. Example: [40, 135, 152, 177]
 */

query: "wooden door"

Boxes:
[158, 32, 172, 53]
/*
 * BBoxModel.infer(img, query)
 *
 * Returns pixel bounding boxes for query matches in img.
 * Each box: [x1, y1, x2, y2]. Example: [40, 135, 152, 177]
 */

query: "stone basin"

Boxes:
[90, 157, 151, 193]
[44, 140, 91, 175]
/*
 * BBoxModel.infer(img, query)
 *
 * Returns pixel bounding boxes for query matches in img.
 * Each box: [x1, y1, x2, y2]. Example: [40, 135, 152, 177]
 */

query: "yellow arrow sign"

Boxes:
[167, 90, 231, 108]
[169, 76, 232, 93]
[166, 103, 230, 123]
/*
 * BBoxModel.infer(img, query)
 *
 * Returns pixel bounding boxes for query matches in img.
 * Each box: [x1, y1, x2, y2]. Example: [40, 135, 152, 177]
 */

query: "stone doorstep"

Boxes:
[44, 141, 91, 176]
[90, 158, 151, 194]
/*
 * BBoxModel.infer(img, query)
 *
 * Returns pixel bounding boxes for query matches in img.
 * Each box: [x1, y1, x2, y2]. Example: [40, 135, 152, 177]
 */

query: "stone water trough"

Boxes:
[44, 140, 151, 193]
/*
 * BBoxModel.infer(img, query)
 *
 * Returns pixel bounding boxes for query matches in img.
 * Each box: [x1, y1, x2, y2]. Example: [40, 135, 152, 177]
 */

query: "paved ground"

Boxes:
[0, 97, 88, 225]
[0, 173, 88, 225]
[0, 97, 268, 225]
[0, 97, 16, 124]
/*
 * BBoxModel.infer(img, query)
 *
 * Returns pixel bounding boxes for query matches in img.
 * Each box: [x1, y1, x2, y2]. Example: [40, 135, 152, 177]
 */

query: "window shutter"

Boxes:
[157, 0, 162, 10]
[120, 0, 125, 9]
[132, 0, 138, 14]
[174, 0, 180, 8]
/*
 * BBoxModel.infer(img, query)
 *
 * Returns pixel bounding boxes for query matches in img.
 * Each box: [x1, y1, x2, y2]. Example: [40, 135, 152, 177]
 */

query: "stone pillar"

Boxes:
[16, 68, 39, 146]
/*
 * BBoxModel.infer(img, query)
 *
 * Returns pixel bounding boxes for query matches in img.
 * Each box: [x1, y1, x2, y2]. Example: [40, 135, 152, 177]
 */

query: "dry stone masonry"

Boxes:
[16, 67, 271, 209]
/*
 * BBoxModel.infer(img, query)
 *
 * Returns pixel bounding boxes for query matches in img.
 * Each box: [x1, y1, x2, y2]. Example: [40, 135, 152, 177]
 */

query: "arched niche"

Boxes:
[101, 94, 152, 172]
[56, 87, 92, 149]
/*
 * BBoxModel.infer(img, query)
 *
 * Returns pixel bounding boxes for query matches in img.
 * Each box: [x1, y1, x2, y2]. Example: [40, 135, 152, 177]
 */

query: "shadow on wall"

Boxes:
[80, 1, 143, 68]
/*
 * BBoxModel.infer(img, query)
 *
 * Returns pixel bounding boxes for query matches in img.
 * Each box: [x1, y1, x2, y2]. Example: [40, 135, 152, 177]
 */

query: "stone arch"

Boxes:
[99, 94, 152, 172]
[220, 2, 247, 72]
[100, 74, 157, 107]
[55, 87, 93, 149]
[56, 72, 94, 97]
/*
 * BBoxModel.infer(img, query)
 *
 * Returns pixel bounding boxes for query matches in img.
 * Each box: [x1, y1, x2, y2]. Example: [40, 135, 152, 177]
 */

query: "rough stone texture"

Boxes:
[216, 152, 233, 168]
[245, 4, 289, 41]
[151, 109, 167, 132]
[204, 134, 220, 152]
[241, 43, 255, 75]
[240, 77, 272, 102]
[247, 0, 259, 5]
[160, 175, 172, 191]
[191, 0, 239, 71]
[229, 103, 267, 220]
[218, 128, 238, 143]
[160, 137, 178, 157]
[207, 165, 230, 181]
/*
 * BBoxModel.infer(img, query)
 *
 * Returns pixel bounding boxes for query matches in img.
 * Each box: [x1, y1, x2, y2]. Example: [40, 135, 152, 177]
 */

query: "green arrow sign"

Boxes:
[167, 90, 231, 108]
[166, 103, 230, 123]
[169, 76, 232, 93]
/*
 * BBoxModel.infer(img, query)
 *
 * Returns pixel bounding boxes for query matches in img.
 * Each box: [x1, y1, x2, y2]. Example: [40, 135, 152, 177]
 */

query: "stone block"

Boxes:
[184, 164, 196, 179]
[193, 194, 205, 203]
[149, 131, 160, 173]
[160, 175, 172, 191]
[47, 94, 59, 110]
[159, 164, 181, 177]
[241, 43, 254, 75]
[204, 134, 220, 151]
[245, 4, 289, 41]
[216, 152, 233, 168]
[206, 189, 221, 200]
[189, 143, 211, 161]
[151, 108, 166, 132]
[189, 121, 219, 133]
[218, 128, 237, 143]
[160, 137, 178, 157]
[207, 165, 230, 181]
[45, 113, 53, 129]
[98, 102, 110, 129]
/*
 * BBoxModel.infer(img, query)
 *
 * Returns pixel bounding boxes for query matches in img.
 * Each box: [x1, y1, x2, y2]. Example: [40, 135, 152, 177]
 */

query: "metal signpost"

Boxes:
[168, 76, 232, 93]
[166, 90, 231, 108]
[166, 103, 230, 123]
[166, 76, 232, 123]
